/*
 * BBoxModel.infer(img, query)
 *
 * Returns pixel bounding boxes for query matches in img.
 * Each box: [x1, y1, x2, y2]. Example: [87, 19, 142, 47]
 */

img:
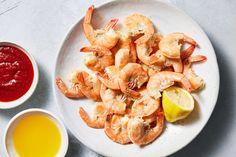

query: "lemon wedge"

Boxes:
[162, 86, 194, 122]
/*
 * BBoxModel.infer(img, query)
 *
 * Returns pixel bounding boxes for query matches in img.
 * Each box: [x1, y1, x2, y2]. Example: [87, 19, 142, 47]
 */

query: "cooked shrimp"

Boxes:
[104, 18, 119, 31]
[104, 114, 131, 144]
[164, 58, 183, 73]
[123, 13, 155, 45]
[131, 89, 160, 117]
[159, 32, 197, 59]
[100, 84, 127, 115]
[76, 71, 101, 101]
[83, 5, 119, 49]
[79, 102, 108, 128]
[96, 66, 120, 90]
[183, 55, 207, 91]
[136, 33, 165, 65]
[119, 63, 149, 98]
[81, 45, 114, 72]
[55, 77, 84, 98]
[111, 32, 137, 63]
[115, 48, 130, 69]
[147, 71, 192, 98]
[180, 45, 196, 60]
[127, 111, 164, 145]
[129, 40, 137, 63]
[141, 64, 162, 76]
[143, 109, 161, 124]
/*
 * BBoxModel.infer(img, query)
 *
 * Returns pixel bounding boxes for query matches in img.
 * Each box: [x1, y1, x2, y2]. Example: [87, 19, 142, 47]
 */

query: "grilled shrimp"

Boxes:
[79, 102, 108, 128]
[81, 45, 114, 72]
[104, 114, 131, 144]
[183, 55, 207, 91]
[83, 5, 119, 49]
[123, 13, 155, 45]
[127, 111, 164, 145]
[159, 33, 197, 59]
[119, 63, 149, 98]
[147, 71, 192, 99]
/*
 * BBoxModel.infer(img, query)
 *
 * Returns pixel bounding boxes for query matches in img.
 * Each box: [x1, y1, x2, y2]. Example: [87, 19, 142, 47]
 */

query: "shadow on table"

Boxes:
[0, 63, 50, 117]
[170, 37, 234, 157]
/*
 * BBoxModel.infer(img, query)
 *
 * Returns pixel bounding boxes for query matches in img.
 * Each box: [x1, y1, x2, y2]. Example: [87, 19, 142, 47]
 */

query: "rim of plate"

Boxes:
[53, 0, 220, 156]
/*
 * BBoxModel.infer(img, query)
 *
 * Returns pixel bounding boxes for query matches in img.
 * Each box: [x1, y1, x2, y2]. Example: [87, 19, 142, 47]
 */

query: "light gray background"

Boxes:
[0, 0, 235, 157]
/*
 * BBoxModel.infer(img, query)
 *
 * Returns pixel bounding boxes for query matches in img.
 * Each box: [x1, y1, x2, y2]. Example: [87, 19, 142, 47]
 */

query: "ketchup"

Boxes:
[0, 45, 34, 102]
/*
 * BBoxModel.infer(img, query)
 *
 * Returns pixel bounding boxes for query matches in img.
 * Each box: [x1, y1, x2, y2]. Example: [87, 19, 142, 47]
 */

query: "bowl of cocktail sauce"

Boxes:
[0, 42, 38, 109]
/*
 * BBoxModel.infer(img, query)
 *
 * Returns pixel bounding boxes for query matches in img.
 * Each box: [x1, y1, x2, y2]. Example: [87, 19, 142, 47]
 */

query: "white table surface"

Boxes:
[0, 0, 236, 156]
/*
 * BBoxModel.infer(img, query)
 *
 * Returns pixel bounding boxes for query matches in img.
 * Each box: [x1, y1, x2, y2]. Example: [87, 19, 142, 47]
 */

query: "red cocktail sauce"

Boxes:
[0, 45, 34, 102]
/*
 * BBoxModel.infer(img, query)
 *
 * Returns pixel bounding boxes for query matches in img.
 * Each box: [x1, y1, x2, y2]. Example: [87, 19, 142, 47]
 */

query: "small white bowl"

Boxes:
[3, 108, 69, 157]
[0, 42, 39, 109]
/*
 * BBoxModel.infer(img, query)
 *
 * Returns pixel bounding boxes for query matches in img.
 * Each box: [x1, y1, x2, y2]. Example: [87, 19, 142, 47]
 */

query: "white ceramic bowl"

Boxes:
[0, 42, 39, 109]
[3, 108, 69, 157]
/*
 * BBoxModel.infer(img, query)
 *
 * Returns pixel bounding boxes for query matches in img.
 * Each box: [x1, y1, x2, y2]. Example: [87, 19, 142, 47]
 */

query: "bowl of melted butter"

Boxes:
[4, 108, 68, 157]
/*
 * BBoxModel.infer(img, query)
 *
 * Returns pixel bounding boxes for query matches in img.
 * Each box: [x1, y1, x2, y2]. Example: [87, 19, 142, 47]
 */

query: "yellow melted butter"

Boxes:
[13, 115, 61, 157]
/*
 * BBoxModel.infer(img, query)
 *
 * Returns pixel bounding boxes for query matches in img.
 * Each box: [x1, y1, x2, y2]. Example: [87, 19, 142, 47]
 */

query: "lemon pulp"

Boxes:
[13, 115, 61, 157]
[162, 86, 194, 122]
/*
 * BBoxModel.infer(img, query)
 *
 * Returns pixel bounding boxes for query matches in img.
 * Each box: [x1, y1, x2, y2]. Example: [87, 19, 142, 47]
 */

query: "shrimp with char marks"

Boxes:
[83, 5, 119, 49]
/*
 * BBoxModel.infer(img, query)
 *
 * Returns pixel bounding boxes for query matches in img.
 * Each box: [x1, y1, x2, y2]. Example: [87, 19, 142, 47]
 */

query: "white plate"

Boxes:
[53, 0, 219, 156]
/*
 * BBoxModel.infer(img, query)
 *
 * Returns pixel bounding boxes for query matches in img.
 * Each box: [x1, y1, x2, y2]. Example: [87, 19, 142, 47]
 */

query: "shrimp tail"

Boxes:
[188, 55, 207, 63]
[135, 35, 151, 45]
[80, 46, 112, 56]
[181, 45, 196, 60]
[96, 72, 120, 90]
[104, 18, 119, 31]
[55, 77, 84, 98]
[181, 77, 193, 92]
[84, 5, 94, 24]
[119, 81, 140, 98]
[79, 107, 104, 129]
